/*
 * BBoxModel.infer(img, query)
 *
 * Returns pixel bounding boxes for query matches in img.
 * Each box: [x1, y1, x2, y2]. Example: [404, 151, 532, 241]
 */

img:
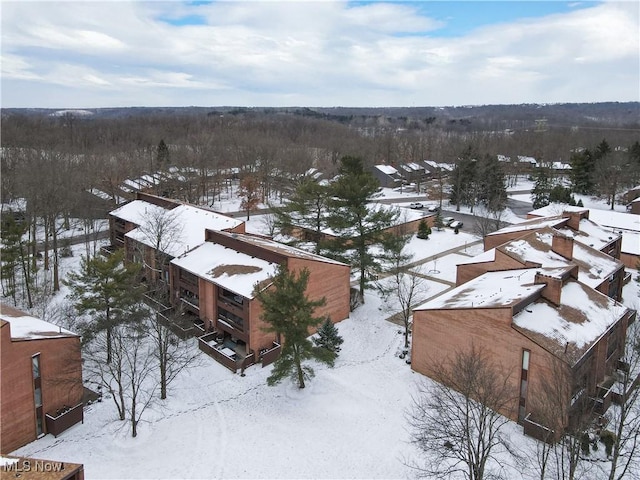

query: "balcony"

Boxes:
[198, 332, 255, 373]
[45, 403, 83, 437]
[522, 413, 555, 443]
[259, 342, 281, 367]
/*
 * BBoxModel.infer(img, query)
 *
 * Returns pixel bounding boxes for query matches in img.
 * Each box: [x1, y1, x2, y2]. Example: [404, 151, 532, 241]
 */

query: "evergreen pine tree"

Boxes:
[64, 250, 145, 363]
[478, 154, 507, 212]
[570, 148, 596, 194]
[417, 219, 431, 239]
[272, 178, 329, 254]
[313, 317, 344, 353]
[434, 211, 445, 231]
[255, 266, 335, 389]
[326, 156, 399, 304]
[531, 167, 552, 209]
[156, 139, 170, 168]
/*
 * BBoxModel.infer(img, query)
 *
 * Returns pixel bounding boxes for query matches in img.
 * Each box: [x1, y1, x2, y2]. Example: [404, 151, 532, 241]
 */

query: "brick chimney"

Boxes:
[551, 232, 574, 260]
[534, 271, 563, 306]
[564, 209, 589, 231]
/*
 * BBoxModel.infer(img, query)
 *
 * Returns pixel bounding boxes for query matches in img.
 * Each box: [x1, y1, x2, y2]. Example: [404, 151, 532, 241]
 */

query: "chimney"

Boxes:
[551, 232, 574, 260]
[564, 209, 589, 231]
[534, 271, 563, 306]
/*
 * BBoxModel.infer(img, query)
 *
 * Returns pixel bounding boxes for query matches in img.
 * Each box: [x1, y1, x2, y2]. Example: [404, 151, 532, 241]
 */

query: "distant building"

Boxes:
[370, 165, 403, 188]
[0, 304, 84, 454]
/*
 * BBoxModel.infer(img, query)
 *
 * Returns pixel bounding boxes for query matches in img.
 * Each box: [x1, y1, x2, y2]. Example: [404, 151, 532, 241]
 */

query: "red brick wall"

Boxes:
[411, 307, 560, 423]
[287, 258, 351, 326]
[1, 324, 83, 454]
[455, 250, 526, 286]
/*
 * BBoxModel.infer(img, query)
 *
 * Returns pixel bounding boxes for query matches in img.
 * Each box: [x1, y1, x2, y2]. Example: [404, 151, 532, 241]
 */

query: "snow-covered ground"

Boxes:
[10, 178, 640, 479]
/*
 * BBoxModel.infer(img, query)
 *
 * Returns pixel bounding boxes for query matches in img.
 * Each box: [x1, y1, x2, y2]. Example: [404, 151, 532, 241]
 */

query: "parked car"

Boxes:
[427, 205, 440, 212]
[449, 220, 464, 229]
[442, 217, 455, 226]
[409, 202, 424, 209]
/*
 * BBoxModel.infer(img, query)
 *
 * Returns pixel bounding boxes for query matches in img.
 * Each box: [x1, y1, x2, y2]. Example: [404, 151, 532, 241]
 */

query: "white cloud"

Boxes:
[1, 0, 638, 108]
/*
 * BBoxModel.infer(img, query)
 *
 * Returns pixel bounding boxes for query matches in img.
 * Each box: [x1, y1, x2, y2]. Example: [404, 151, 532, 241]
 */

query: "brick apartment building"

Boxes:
[411, 266, 636, 439]
[457, 226, 626, 301]
[526, 206, 640, 269]
[107, 192, 245, 285]
[170, 229, 351, 372]
[1, 304, 84, 454]
[106, 194, 351, 373]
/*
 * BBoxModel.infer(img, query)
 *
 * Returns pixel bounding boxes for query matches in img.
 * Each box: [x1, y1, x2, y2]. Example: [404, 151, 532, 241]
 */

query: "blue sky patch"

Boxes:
[387, 1, 600, 37]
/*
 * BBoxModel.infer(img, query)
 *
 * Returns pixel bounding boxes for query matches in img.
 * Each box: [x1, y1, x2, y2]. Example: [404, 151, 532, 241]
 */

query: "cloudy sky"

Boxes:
[1, 0, 638, 109]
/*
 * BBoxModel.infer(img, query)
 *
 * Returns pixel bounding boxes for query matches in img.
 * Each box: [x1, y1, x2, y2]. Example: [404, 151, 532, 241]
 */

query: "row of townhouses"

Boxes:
[2, 194, 638, 458]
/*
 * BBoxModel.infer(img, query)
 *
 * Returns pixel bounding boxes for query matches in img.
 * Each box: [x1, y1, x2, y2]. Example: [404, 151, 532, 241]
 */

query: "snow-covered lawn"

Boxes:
[10, 177, 640, 479]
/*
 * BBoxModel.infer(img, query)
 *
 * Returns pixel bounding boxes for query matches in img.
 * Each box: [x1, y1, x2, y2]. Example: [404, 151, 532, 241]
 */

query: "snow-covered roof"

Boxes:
[551, 161, 571, 170]
[513, 280, 627, 360]
[518, 155, 538, 165]
[404, 162, 424, 171]
[500, 228, 622, 289]
[110, 200, 170, 224]
[87, 188, 113, 201]
[456, 248, 496, 265]
[558, 218, 622, 251]
[415, 268, 545, 310]
[374, 164, 398, 175]
[319, 203, 421, 237]
[111, 200, 244, 257]
[1, 304, 77, 341]
[529, 204, 640, 233]
[423, 160, 455, 171]
[415, 267, 629, 362]
[171, 242, 278, 299]
[486, 215, 567, 236]
[217, 232, 348, 267]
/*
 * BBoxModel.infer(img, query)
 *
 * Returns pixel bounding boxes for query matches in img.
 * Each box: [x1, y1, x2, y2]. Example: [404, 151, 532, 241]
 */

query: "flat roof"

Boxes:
[0, 304, 77, 341]
[112, 200, 244, 257]
[171, 242, 278, 298]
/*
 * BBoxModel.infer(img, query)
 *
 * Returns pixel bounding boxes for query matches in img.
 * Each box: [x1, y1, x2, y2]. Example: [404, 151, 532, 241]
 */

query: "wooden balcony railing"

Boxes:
[260, 342, 281, 367]
[198, 332, 238, 372]
[522, 413, 555, 443]
[45, 403, 84, 437]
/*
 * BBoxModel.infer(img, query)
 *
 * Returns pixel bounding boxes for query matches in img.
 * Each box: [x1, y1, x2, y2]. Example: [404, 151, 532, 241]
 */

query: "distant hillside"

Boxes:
[3, 102, 638, 132]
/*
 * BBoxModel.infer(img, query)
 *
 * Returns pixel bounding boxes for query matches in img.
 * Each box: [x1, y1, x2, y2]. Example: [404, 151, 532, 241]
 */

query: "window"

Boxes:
[218, 307, 244, 331]
[607, 328, 619, 360]
[32, 354, 44, 436]
[519, 350, 530, 422]
[219, 288, 244, 307]
[32, 354, 40, 379]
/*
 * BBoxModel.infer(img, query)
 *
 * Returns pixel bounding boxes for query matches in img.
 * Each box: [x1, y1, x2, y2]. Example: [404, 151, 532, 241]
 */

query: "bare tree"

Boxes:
[237, 173, 261, 220]
[376, 232, 428, 349]
[472, 207, 508, 238]
[147, 303, 200, 400]
[133, 207, 183, 288]
[407, 344, 517, 480]
[606, 319, 640, 480]
[121, 325, 157, 438]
